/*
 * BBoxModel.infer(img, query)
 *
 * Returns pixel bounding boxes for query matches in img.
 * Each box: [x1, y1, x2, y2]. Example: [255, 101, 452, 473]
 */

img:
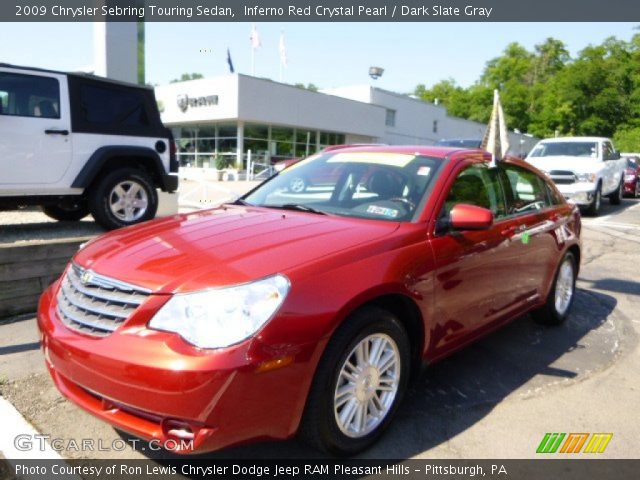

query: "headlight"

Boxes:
[149, 275, 290, 349]
[624, 174, 635, 182]
[576, 172, 596, 183]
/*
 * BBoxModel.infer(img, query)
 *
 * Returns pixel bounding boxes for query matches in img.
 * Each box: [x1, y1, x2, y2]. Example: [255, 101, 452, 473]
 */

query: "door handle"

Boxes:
[501, 225, 517, 237]
[44, 129, 69, 135]
[501, 225, 527, 237]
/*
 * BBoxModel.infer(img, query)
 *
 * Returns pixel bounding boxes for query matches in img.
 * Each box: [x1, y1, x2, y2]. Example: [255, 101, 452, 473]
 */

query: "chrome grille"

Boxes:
[549, 170, 576, 185]
[56, 264, 151, 337]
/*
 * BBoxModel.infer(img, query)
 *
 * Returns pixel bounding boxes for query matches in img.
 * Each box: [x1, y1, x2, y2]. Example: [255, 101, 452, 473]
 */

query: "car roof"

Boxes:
[0, 63, 153, 91]
[324, 144, 485, 159]
[537, 136, 609, 143]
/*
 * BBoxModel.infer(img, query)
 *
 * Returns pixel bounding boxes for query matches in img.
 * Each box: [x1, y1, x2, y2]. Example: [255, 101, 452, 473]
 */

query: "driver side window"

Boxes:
[501, 164, 551, 214]
[442, 164, 506, 219]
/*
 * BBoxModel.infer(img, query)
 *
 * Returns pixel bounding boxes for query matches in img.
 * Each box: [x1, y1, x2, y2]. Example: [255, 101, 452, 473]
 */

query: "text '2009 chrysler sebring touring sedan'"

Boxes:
[38, 145, 581, 456]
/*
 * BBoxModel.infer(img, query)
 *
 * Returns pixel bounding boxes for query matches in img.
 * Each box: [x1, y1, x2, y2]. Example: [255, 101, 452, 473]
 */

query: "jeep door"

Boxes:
[0, 68, 72, 188]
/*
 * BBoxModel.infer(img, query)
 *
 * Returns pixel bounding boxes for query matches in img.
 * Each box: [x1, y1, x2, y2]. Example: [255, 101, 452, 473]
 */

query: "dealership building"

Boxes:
[154, 74, 538, 173]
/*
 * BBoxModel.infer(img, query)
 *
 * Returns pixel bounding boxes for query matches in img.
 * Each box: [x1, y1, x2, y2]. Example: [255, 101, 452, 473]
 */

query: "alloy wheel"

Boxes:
[554, 257, 575, 316]
[109, 180, 149, 222]
[289, 177, 306, 193]
[333, 334, 400, 438]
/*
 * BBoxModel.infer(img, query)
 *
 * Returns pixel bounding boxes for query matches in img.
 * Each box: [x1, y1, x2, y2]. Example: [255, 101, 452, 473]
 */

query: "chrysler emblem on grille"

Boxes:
[81, 271, 93, 285]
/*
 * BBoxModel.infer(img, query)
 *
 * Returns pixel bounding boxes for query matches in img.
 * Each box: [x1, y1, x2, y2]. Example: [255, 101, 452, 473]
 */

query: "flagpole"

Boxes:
[251, 48, 255, 76]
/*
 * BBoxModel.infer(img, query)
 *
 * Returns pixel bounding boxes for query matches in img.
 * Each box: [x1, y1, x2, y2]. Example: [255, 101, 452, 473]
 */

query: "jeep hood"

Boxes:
[73, 206, 400, 293]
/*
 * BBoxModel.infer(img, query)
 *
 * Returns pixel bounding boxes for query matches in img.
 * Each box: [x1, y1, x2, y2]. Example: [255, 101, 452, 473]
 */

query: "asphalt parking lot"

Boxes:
[0, 189, 639, 462]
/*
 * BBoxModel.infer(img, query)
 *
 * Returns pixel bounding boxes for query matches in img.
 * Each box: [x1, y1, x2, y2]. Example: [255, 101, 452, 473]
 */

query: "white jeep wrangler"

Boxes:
[0, 64, 178, 230]
[525, 136, 626, 216]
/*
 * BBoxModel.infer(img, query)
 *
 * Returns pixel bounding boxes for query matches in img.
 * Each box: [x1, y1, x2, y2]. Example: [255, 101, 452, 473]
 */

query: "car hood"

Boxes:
[74, 206, 400, 293]
[526, 156, 601, 174]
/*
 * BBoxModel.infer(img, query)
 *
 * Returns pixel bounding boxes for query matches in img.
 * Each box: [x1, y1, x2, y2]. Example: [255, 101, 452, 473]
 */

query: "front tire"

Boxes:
[42, 201, 89, 222]
[532, 252, 577, 326]
[608, 179, 623, 205]
[584, 185, 601, 216]
[288, 177, 307, 193]
[89, 168, 158, 230]
[299, 307, 410, 456]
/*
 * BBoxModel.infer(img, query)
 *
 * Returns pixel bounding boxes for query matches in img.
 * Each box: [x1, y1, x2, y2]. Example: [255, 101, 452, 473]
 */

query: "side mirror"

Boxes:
[450, 204, 494, 231]
[613, 150, 621, 160]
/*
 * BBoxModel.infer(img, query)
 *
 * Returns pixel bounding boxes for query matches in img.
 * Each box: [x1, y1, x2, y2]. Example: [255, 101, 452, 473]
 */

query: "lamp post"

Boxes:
[369, 66, 384, 80]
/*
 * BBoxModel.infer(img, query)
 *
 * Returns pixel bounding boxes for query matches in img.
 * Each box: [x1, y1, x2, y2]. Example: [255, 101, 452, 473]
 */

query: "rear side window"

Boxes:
[0, 72, 60, 119]
[68, 76, 161, 137]
[501, 165, 552, 214]
[80, 85, 149, 127]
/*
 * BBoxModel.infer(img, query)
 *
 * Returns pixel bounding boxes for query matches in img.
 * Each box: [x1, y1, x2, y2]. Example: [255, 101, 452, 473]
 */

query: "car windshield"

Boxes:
[242, 152, 440, 222]
[529, 142, 598, 158]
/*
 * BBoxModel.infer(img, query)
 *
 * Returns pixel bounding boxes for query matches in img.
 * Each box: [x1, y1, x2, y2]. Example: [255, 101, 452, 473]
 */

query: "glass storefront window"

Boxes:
[319, 131, 346, 150]
[171, 121, 350, 169]
[245, 139, 269, 156]
[218, 123, 237, 138]
[245, 123, 268, 140]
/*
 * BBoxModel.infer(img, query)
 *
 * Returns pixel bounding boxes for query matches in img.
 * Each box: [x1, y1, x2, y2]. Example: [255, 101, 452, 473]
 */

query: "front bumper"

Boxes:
[37, 282, 317, 453]
[555, 183, 597, 206]
[160, 174, 179, 193]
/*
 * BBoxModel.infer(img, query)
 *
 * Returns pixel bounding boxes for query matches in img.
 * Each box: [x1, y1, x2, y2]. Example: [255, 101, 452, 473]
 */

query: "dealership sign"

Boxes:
[177, 94, 219, 112]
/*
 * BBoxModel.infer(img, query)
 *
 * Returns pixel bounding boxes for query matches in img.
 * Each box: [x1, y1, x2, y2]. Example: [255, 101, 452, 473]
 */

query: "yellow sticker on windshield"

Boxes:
[328, 152, 415, 167]
[285, 154, 321, 171]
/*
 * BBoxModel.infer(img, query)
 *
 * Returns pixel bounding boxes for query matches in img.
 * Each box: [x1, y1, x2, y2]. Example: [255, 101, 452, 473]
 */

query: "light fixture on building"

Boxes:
[369, 66, 384, 80]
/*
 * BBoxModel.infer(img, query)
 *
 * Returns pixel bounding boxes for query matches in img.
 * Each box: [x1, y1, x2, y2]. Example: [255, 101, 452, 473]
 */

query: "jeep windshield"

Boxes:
[529, 142, 598, 158]
[241, 152, 440, 222]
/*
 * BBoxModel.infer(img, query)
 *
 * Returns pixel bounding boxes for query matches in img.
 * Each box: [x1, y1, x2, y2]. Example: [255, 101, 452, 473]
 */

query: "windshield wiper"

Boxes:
[269, 204, 327, 215]
[230, 198, 252, 206]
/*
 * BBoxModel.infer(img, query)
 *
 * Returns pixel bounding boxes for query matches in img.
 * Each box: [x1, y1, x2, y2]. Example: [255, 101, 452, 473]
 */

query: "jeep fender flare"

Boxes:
[71, 146, 173, 191]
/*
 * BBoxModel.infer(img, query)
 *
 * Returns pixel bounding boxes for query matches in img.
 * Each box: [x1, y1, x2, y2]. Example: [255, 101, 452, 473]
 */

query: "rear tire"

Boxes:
[299, 306, 410, 456]
[532, 252, 577, 326]
[42, 202, 89, 222]
[89, 168, 158, 230]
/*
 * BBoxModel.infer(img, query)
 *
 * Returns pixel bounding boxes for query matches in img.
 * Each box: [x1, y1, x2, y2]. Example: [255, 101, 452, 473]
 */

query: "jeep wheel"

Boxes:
[42, 202, 89, 222]
[89, 168, 158, 230]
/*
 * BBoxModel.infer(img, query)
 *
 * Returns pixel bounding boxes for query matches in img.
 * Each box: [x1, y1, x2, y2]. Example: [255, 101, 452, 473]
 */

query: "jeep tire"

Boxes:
[89, 168, 158, 230]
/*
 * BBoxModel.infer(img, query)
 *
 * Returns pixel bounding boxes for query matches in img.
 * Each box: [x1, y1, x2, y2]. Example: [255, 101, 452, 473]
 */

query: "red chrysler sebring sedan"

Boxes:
[38, 145, 581, 455]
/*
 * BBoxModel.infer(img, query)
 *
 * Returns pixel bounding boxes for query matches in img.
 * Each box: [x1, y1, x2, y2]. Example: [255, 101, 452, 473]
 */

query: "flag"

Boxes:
[250, 24, 261, 50]
[226, 48, 234, 73]
[279, 32, 288, 68]
[481, 89, 510, 162]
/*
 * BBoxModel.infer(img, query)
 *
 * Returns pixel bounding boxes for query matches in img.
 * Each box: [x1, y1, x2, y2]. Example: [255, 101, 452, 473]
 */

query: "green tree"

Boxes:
[170, 73, 204, 83]
[613, 127, 640, 151]
[414, 32, 640, 145]
[294, 83, 319, 92]
[414, 79, 471, 118]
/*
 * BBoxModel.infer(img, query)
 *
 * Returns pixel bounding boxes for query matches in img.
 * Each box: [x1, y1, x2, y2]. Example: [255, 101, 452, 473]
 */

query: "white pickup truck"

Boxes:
[525, 136, 627, 216]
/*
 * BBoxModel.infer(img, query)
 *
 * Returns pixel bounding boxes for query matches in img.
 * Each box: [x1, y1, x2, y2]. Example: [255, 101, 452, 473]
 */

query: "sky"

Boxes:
[1, 22, 638, 93]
